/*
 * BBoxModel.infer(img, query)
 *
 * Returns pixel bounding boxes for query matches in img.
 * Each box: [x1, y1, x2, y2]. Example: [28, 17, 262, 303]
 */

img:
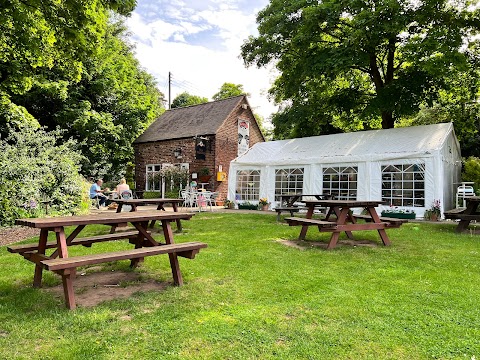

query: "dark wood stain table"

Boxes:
[286, 200, 404, 249]
[444, 196, 480, 233]
[8, 211, 206, 309]
[113, 198, 184, 231]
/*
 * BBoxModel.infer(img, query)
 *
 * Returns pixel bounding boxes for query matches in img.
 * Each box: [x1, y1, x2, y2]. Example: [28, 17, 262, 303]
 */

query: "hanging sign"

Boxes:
[237, 119, 250, 156]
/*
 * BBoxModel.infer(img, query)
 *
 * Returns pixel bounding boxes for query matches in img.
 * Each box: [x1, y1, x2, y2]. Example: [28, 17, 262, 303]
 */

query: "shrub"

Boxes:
[463, 156, 480, 194]
[0, 127, 85, 226]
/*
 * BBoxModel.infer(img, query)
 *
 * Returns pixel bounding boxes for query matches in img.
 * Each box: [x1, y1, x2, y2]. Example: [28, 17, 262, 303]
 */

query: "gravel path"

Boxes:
[0, 226, 39, 247]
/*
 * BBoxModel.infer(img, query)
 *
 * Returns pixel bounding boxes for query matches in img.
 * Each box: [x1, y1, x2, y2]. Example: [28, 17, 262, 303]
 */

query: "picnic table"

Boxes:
[274, 194, 334, 221]
[7, 211, 207, 309]
[285, 200, 406, 249]
[444, 196, 480, 233]
[112, 198, 184, 231]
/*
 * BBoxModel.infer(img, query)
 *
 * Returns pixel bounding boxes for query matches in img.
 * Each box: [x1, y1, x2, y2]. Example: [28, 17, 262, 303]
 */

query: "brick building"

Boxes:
[133, 95, 265, 201]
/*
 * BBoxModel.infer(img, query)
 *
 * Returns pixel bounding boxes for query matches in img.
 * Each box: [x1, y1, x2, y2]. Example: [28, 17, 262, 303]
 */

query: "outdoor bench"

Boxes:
[41, 241, 207, 271]
[7, 230, 148, 254]
[274, 207, 300, 221]
[352, 214, 407, 227]
[284, 217, 337, 228]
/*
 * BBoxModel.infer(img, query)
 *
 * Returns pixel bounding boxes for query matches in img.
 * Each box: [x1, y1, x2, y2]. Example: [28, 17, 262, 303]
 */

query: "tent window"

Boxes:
[381, 163, 425, 207]
[274, 168, 304, 200]
[146, 164, 162, 191]
[322, 166, 358, 200]
[236, 170, 261, 201]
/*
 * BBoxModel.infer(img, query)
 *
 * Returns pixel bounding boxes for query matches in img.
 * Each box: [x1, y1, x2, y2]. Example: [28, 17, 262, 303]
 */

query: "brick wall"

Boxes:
[214, 98, 264, 200]
[134, 97, 264, 201]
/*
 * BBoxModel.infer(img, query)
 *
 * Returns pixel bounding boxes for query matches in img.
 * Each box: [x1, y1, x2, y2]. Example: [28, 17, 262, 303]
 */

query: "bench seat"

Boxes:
[7, 231, 149, 254]
[274, 207, 300, 221]
[41, 241, 207, 271]
[353, 214, 407, 226]
[284, 217, 337, 228]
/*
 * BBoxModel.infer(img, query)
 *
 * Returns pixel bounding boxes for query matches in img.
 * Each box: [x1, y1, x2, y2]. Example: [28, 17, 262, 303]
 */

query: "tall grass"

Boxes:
[0, 213, 479, 359]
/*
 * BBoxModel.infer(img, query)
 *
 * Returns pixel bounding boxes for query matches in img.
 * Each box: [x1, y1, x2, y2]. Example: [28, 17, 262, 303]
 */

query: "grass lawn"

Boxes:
[0, 212, 479, 359]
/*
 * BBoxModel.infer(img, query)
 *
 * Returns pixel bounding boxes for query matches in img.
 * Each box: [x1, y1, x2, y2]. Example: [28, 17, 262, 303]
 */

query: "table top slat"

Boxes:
[303, 200, 386, 207]
[15, 210, 193, 228]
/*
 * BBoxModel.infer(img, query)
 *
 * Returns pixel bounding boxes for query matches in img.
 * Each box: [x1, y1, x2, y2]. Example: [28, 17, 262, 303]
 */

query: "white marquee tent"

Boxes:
[228, 123, 462, 217]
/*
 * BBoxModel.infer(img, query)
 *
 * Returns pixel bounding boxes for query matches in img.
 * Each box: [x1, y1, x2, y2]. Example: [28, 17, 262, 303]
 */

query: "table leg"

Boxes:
[61, 268, 77, 310]
[130, 221, 151, 267]
[54, 227, 77, 309]
[327, 208, 351, 249]
[299, 205, 315, 240]
[172, 203, 182, 231]
[367, 207, 391, 246]
[162, 219, 183, 286]
[456, 202, 478, 233]
[33, 229, 48, 288]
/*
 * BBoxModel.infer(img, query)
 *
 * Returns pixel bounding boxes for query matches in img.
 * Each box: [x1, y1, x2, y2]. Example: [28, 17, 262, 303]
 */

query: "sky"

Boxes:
[125, 0, 278, 122]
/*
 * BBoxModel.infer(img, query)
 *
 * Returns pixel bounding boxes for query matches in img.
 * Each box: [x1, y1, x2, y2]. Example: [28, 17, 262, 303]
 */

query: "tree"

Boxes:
[212, 83, 247, 100]
[2, 5, 164, 178]
[171, 92, 208, 108]
[16, 20, 164, 178]
[242, 0, 480, 136]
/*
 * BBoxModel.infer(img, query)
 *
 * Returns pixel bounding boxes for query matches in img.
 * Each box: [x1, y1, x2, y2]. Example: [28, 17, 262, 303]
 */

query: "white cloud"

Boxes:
[125, 0, 278, 121]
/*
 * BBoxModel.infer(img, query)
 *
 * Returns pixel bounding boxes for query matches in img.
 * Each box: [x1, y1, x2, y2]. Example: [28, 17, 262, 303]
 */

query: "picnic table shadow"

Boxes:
[279, 238, 380, 250]
[2, 268, 170, 310]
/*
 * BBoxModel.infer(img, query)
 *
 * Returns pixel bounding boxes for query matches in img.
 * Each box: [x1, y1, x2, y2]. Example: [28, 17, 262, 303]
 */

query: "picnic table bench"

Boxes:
[444, 197, 480, 233]
[8, 211, 206, 309]
[285, 200, 404, 249]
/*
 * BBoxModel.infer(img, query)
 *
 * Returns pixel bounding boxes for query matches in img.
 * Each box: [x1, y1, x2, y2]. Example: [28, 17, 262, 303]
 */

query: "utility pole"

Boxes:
[168, 71, 172, 109]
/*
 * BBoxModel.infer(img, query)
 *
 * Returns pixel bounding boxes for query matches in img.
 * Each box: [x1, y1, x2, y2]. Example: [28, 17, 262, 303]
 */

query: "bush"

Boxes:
[0, 127, 86, 226]
[463, 156, 480, 194]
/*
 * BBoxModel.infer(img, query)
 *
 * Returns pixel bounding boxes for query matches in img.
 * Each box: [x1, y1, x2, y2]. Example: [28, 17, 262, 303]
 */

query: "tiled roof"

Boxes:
[134, 95, 245, 143]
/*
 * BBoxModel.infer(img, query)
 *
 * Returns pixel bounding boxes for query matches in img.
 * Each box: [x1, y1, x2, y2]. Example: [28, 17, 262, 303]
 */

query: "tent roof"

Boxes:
[232, 123, 457, 166]
[134, 95, 246, 144]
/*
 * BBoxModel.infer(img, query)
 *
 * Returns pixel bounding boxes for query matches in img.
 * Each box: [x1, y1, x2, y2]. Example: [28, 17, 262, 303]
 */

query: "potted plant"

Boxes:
[198, 167, 212, 183]
[238, 201, 258, 210]
[259, 197, 270, 211]
[224, 199, 234, 209]
[424, 200, 441, 221]
[381, 207, 416, 219]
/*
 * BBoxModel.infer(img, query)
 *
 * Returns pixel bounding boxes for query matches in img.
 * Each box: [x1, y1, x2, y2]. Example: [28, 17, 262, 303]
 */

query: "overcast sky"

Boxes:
[125, 0, 278, 121]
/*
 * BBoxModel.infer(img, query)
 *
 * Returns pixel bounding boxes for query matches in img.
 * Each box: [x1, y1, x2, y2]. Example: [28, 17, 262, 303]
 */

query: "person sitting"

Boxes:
[115, 178, 130, 195]
[90, 179, 108, 208]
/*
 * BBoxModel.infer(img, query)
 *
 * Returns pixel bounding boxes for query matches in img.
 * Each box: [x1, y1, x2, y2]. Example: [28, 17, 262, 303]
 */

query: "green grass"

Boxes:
[1, 213, 479, 359]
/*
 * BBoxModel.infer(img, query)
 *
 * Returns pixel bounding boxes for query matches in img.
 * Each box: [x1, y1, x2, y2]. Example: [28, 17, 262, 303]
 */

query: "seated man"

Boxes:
[90, 179, 108, 207]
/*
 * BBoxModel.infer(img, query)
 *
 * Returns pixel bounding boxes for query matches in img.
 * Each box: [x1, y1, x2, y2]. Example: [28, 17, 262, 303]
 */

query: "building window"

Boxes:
[236, 170, 260, 201]
[274, 168, 304, 201]
[381, 163, 425, 207]
[322, 166, 358, 200]
[146, 164, 162, 191]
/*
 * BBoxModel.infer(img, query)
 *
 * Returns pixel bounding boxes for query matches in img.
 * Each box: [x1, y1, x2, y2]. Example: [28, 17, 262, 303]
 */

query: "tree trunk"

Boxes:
[381, 111, 394, 129]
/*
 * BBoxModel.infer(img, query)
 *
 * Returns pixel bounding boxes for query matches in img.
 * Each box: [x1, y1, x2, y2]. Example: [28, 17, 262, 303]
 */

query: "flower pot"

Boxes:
[216, 200, 224, 207]
[261, 204, 269, 211]
[430, 213, 438, 221]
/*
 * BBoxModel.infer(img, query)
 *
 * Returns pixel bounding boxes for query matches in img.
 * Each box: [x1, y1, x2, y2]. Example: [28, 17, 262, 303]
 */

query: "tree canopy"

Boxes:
[242, 0, 480, 138]
[1, 1, 164, 178]
[171, 92, 208, 108]
[212, 83, 247, 100]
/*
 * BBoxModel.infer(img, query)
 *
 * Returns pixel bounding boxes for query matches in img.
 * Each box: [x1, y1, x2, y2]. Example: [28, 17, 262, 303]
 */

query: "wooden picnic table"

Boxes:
[112, 198, 184, 231]
[274, 193, 334, 221]
[285, 200, 406, 249]
[444, 196, 480, 233]
[278, 193, 334, 207]
[8, 211, 206, 309]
